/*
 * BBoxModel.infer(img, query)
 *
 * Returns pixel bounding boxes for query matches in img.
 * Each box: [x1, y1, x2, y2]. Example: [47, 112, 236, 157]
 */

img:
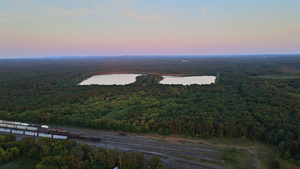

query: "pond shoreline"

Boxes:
[93, 71, 186, 76]
[80, 72, 216, 86]
[81, 72, 187, 81]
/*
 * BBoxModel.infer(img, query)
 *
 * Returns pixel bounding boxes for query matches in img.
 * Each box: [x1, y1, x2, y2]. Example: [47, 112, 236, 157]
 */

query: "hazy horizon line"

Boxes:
[1, 54, 300, 60]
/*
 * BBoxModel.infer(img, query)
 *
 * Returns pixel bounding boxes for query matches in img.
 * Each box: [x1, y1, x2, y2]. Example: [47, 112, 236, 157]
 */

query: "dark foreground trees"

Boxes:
[0, 134, 166, 169]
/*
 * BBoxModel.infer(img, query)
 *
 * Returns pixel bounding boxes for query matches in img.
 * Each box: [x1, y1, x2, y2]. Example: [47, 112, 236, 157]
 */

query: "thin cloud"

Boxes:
[123, 12, 165, 21]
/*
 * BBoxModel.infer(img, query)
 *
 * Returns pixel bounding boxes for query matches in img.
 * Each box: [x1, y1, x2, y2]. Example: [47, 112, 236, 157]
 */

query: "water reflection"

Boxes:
[79, 74, 145, 85]
[79, 74, 216, 86]
[160, 76, 216, 85]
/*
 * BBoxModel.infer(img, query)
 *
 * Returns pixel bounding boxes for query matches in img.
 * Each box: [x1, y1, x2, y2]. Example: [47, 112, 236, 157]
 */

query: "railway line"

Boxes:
[0, 120, 226, 169]
[66, 127, 226, 169]
[76, 137, 225, 169]
[68, 128, 222, 160]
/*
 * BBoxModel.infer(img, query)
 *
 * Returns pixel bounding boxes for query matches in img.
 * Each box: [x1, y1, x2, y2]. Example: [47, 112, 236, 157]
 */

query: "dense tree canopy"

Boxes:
[0, 56, 300, 164]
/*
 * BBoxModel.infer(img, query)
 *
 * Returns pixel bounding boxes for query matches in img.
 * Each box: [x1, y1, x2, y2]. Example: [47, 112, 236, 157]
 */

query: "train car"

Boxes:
[0, 120, 2, 123]
[0, 124, 6, 128]
[68, 134, 80, 139]
[17, 125, 27, 130]
[48, 131, 69, 136]
[47, 128, 55, 132]
[53, 135, 68, 139]
[47, 128, 68, 134]
[41, 125, 49, 129]
[78, 135, 88, 140]
[21, 123, 29, 126]
[27, 127, 38, 131]
[12, 121, 22, 125]
[39, 133, 52, 138]
[11, 130, 24, 135]
[7, 124, 17, 129]
[24, 131, 38, 136]
[29, 124, 41, 128]
[58, 129, 68, 133]
[2, 121, 12, 124]
[0, 128, 10, 133]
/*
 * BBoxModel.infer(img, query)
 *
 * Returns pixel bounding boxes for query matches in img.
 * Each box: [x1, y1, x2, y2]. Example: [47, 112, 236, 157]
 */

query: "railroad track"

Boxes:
[75, 137, 225, 169]
[67, 128, 222, 160]
[66, 128, 225, 169]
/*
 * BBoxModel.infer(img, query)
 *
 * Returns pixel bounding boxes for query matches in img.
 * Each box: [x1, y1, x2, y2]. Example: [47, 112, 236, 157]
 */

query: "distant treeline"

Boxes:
[0, 56, 300, 165]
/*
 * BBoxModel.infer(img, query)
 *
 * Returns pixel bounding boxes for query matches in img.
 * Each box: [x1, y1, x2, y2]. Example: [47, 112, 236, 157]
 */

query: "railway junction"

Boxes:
[0, 120, 233, 169]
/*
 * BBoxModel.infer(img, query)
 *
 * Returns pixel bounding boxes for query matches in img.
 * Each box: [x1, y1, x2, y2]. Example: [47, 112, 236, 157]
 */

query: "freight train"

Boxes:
[0, 128, 67, 139]
[0, 120, 101, 142]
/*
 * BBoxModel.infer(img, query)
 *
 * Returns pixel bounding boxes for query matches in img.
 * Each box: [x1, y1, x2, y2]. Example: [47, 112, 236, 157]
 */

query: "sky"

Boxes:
[0, 0, 300, 58]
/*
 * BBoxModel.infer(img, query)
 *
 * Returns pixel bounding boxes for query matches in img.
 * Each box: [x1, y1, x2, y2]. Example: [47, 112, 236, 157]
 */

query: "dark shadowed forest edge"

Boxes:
[0, 133, 166, 169]
[0, 55, 300, 168]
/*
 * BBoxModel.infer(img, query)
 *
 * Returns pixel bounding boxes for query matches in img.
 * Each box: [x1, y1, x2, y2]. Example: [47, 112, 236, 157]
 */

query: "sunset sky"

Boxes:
[1, 0, 300, 58]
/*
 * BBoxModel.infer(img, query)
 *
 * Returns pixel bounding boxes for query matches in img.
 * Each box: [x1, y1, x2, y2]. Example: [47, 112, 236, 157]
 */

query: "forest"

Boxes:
[0, 55, 300, 166]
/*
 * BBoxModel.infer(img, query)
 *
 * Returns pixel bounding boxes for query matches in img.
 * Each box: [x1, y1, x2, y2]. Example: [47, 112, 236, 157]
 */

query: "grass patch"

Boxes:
[210, 138, 278, 169]
[222, 147, 250, 166]
[180, 137, 279, 169]
[222, 147, 239, 164]
[170, 146, 253, 169]
[222, 147, 253, 169]
[0, 157, 39, 169]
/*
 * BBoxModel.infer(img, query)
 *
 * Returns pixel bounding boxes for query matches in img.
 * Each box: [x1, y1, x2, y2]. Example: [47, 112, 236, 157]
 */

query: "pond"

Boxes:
[160, 75, 216, 85]
[79, 74, 216, 85]
[79, 74, 145, 85]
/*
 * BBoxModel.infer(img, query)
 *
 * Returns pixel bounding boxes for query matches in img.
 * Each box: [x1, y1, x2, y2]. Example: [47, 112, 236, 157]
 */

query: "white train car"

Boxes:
[24, 131, 38, 136]
[12, 121, 22, 125]
[11, 130, 24, 134]
[17, 126, 27, 130]
[0, 128, 10, 133]
[39, 133, 52, 138]
[7, 124, 17, 129]
[41, 125, 49, 129]
[53, 135, 68, 139]
[27, 127, 38, 131]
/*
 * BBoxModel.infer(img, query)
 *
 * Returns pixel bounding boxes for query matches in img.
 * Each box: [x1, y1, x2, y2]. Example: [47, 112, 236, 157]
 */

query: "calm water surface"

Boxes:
[79, 74, 216, 85]
[160, 76, 216, 85]
[79, 74, 145, 85]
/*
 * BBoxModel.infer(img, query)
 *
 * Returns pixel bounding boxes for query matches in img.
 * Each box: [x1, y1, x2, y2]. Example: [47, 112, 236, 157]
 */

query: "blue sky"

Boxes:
[0, 0, 300, 58]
